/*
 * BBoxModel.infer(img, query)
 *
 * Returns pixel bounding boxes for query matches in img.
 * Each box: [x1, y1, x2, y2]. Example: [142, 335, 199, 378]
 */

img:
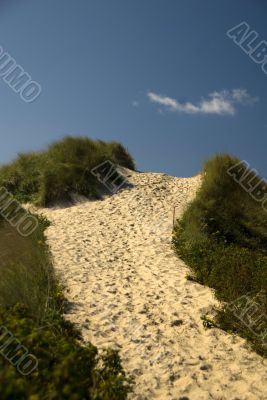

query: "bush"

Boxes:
[173, 154, 267, 356]
[0, 136, 135, 206]
[0, 305, 133, 399]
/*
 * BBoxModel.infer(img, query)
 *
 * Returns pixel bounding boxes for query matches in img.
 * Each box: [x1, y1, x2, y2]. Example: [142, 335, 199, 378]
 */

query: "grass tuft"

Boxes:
[0, 136, 135, 206]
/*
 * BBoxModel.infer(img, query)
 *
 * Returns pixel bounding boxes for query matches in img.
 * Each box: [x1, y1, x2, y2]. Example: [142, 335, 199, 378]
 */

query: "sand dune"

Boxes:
[40, 170, 267, 400]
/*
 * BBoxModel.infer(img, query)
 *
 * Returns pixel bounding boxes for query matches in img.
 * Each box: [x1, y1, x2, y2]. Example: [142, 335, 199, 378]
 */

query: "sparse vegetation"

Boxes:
[173, 154, 267, 356]
[0, 136, 135, 206]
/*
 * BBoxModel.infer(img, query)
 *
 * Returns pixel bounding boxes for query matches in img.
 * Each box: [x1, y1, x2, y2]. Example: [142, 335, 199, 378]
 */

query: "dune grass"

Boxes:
[173, 154, 267, 356]
[0, 136, 135, 206]
[0, 215, 54, 321]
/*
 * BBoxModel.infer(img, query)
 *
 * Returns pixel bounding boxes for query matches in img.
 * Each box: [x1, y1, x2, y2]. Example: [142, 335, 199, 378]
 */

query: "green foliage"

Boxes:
[92, 349, 134, 400]
[0, 305, 133, 399]
[0, 216, 55, 321]
[0, 212, 133, 398]
[0, 152, 44, 204]
[0, 136, 135, 206]
[173, 154, 267, 356]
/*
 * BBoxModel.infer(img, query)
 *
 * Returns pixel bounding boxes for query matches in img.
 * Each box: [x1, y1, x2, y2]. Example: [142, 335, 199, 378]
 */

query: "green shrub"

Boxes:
[0, 136, 135, 206]
[0, 305, 133, 399]
[0, 152, 43, 203]
[173, 154, 267, 356]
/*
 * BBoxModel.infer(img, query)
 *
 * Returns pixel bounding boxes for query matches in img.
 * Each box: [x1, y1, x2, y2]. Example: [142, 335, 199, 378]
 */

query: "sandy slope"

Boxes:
[40, 170, 266, 400]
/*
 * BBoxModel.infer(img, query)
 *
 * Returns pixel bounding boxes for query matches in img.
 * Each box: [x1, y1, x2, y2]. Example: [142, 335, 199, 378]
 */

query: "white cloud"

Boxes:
[148, 89, 258, 116]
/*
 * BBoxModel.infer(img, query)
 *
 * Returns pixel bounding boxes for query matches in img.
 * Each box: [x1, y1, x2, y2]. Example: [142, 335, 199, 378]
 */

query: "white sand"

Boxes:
[40, 170, 266, 400]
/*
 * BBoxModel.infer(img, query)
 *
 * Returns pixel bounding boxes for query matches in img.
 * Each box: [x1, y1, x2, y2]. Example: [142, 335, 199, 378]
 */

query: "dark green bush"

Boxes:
[173, 154, 267, 356]
[0, 136, 135, 206]
[0, 305, 133, 399]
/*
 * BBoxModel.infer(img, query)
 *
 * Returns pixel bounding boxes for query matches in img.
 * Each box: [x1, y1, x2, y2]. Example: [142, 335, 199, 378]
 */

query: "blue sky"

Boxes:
[0, 0, 266, 177]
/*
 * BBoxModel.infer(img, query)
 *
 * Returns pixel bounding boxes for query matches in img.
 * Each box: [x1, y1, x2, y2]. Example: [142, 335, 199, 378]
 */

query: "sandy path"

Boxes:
[41, 170, 266, 400]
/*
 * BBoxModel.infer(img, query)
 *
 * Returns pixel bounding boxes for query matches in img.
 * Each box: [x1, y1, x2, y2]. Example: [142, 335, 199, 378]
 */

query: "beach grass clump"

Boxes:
[0, 216, 55, 321]
[173, 154, 267, 356]
[0, 136, 135, 206]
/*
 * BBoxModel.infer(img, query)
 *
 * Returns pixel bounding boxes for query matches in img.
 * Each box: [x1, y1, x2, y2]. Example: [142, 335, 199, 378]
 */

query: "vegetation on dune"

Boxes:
[0, 215, 53, 321]
[173, 154, 267, 356]
[0, 213, 133, 399]
[0, 136, 135, 206]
